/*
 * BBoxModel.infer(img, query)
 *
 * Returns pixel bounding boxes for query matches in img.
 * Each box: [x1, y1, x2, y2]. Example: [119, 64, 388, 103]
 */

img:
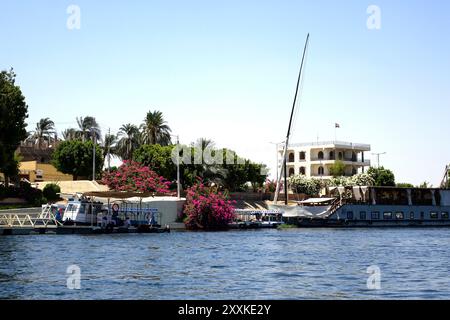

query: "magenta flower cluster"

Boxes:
[183, 181, 236, 230]
[102, 160, 170, 194]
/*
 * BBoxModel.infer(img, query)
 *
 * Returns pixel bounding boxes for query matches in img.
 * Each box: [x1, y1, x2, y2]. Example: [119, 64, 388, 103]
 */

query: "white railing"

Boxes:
[0, 205, 62, 228]
[309, 160, 371, 167]
[287, 141, 371, 149]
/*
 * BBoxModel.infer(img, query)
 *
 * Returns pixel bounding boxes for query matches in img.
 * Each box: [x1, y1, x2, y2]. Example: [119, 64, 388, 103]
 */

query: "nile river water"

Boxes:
[0, 228, 449, 299]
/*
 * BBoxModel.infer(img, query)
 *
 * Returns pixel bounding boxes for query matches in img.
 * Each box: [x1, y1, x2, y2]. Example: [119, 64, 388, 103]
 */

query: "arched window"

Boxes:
[318, 166, 324, 175]
[318, 151, 324, 160]
[289, 167, 295, 177]
[329, 151, 335, 160]
[288, 153, 295, 162]
[338, 152, 343, 160]
[300, 167, 306, 175]
[299, 151, 306, 160]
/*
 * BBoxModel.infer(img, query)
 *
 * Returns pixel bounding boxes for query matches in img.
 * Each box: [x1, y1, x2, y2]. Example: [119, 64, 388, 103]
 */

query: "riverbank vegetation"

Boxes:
[0, 181, 46, 206]
[182, 181, 235, 230]
[102, 160, 170, 194]
[0, 69, 28, 186]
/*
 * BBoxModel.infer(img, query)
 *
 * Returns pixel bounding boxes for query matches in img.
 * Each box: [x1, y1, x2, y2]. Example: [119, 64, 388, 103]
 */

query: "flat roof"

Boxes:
[286, 141, 371, 150]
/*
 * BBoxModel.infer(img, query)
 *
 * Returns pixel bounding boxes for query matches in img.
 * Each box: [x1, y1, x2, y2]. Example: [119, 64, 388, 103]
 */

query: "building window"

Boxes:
[352, 167, 357, 175]
[383, 212, 392, 220]
[360, 211, 366, 220]
[430, 212, 439, 219]
[318, 151, 324, 160]
[371, 212, 380, 220]
[318, 166, 324, 175]
[299, 151, 306, 160]
[352, 152, 357, 162]
[409, 212, 415, 220]
[395, 212, 404, 219]
[329, 151, 335, 160]
[338, 152, 343, 160]
[288, 167, 295, 177]
[347, 211, 354, 220]
[288, 153, 294, 162]
[300, 167, 306, 175]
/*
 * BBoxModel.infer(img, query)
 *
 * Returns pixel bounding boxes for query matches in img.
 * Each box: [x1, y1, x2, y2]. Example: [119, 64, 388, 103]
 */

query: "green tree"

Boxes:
[0, 69, 29, 185]
[221, 149, 267, 191]
[329, 160, 346, 177]
[117, 123, 141, 160]
[43, 183, 61, 202]
[396, 183, 414, 188]
[417, 181, 432, 188]
[289, 175, 322, 196]
[103, 132, 118, 171]
[367, 166, 395, 187]
[76, 116, 101, 142]
[62, 128, 78, 141]
[141, 110, 171, 145]
[30, 117, 55, 149]
[133, 144, 177, 181]
[52, 140, 103, 180]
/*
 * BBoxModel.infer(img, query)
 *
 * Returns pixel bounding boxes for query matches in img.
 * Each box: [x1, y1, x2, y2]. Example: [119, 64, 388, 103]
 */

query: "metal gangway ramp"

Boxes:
[0, 205, 62, 235]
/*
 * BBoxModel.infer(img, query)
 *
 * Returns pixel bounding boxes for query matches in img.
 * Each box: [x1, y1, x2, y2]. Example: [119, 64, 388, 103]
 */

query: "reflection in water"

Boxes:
[0, 228, 449, 299]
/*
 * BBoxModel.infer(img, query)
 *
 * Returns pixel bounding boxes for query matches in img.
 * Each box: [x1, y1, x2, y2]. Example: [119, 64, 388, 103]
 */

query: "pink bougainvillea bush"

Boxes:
[183, 181, 236, 230]
[102, 160, 170, 194]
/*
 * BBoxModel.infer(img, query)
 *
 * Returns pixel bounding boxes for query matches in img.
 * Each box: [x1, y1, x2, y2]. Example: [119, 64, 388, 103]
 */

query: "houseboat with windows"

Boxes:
[273, 187, 450, 227]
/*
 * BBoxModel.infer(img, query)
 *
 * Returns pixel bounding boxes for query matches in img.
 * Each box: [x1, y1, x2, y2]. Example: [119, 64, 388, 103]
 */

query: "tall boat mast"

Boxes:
[274, 33, 310, 205]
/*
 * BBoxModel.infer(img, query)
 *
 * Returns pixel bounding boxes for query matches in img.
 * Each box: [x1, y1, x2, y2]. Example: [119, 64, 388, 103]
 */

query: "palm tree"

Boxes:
[141, 110, 171, 145]
[103, 132, 118, 171]
[76, 116, 101, 142]
[117, 124, 140, 160]
[193, 138, 227, 186]
[33, 118, 55, 149]
[195, 138, 215, 150]
[62, 128, 78, 141]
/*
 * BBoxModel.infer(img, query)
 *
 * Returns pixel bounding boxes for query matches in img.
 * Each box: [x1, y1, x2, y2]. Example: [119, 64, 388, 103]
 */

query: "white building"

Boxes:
[278, 141, 371, 179]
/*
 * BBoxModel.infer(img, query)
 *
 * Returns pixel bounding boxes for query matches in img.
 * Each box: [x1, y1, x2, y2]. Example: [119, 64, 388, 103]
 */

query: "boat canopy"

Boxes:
[83, 191, 157, 199]
[298, 197, 334, 204]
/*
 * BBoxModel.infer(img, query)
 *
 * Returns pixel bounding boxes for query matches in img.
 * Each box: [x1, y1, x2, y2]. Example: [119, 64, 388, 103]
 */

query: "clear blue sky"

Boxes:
[1, 0, 449, 185]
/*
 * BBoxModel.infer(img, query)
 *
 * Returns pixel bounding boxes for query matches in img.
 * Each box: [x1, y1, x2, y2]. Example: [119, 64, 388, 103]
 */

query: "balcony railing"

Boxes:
[310, 158, 370, 164]
[288, 141, 371, 149]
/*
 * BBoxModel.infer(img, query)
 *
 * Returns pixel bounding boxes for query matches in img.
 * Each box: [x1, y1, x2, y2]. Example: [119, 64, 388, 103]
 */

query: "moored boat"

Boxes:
[57, 191, 171, 234]
[270, 187, 450, 227]
[230, 209, 284, 229]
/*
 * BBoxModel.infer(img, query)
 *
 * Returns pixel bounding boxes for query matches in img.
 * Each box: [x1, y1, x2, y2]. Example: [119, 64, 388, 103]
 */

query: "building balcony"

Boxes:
[309, 158, 370, 166]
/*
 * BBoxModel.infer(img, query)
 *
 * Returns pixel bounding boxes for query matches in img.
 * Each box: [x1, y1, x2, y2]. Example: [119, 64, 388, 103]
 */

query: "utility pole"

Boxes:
[176, 135, 180, 199]
[171, 134, 181, 199]
[371, 152, 386, 168]
[107, 128, 111, 173]
[92, 128, 96, 181]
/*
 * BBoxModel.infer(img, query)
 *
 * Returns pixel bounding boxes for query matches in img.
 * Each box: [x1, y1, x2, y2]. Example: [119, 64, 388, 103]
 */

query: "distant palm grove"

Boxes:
[0, 68, 267, 192]
[42, 110, 267, 191]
